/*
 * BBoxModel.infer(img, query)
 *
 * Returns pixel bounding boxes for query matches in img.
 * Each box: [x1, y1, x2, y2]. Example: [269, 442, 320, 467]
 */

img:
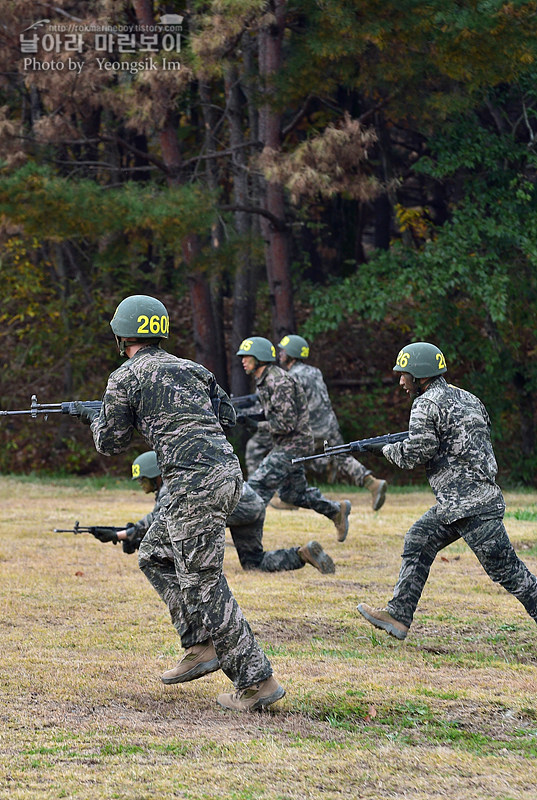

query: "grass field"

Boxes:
[1, 475, 536, 800]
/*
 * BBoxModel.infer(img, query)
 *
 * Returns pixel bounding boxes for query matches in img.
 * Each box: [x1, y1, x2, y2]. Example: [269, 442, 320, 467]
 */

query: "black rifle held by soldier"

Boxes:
[292, 431, 409, 464]
[53, 520, 133, 544]
[1, 393, 261, 422]
[0, 395, 102, 420]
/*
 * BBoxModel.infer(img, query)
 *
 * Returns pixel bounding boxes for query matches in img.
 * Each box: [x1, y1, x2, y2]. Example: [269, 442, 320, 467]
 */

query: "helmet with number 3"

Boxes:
[131, 451, 160, 480]
[278, 334, 310, 360]
[110, 295, 170, 340]
[236, 337, 276, 362]
[393, 342, 447, 379]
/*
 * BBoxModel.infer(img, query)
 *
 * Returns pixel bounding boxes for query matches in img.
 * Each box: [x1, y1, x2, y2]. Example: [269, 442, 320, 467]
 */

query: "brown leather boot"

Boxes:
[161, 640, 220, 684]
[217, 676, 285, 712]
[357, 603, 409, 640]
[298, 540, 335, 574]
[332, 499, 351, 542]
[364, 476, 387, 511]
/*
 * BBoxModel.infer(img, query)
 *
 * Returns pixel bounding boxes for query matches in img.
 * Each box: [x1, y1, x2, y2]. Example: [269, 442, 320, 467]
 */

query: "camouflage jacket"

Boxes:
[288, 361, 340, 439]
[383, 376, 505, 523]
[90, 346, 241, 497]
[255, 364, 314, 456]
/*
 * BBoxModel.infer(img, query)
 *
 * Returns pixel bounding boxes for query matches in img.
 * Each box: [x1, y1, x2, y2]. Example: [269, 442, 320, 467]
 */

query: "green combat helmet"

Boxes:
[393, 342, 447, 379]
[110, 295, 169, 355]
[278, 334, 310, 360]
[236, 337, 276, 362]
[131, 451, 160, 481]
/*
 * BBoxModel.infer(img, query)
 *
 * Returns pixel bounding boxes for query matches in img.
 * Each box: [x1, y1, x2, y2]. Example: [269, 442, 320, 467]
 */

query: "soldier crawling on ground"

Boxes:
[237, 336, 352, 543]
[97, 450, 335, 576]
[245, 335, 388, 512]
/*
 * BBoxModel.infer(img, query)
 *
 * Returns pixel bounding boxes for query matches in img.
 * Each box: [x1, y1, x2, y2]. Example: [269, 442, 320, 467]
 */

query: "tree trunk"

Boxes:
[226, 62, 259, 396]
[258, 0, 295, 342]
[132, 0, 219, 375]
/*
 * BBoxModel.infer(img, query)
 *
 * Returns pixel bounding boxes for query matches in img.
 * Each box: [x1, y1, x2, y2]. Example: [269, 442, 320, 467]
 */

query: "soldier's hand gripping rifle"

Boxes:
[229, 393, 259, 410]
[229, 392, 265, 430]
[291, 431, 409, 464]
[0, 394, 101, 421]
[53, 520, 133, 544]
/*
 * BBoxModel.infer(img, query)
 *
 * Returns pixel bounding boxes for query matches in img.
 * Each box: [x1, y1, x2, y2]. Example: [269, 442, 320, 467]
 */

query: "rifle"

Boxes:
[1, 393, 257, 421]
[230, 392, 265, 426]
[230, 393, 259, 410]
[53, 520, 130, 544]
[0, 394, 101, 420]
[291, 431, 409, 464]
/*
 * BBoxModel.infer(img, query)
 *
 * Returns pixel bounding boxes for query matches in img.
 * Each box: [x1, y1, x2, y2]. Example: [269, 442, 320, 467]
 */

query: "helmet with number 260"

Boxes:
[236, 337, 276, 362]
[278, 334, 310, 360]
[393, 342, 447, 379]
[110, 295, 170, 340]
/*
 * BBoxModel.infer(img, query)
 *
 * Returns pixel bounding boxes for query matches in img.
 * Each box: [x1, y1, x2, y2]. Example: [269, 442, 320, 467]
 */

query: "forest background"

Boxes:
[1, 0, 537, 486]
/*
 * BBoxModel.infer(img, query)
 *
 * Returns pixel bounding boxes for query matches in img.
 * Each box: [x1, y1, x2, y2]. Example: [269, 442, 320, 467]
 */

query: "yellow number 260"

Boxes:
[136, 315, 169, 336]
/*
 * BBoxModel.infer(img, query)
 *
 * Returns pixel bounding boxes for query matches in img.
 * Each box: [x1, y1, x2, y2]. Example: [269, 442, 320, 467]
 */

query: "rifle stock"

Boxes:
[291, 431, 409, 464]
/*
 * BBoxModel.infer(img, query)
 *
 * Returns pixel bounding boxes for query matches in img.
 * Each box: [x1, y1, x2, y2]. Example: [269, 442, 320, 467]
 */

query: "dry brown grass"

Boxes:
[1, 476, 536, 800]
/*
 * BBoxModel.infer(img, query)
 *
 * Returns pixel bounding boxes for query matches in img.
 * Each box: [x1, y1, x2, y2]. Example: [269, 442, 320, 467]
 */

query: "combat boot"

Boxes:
[357, 603, 409, 640]
[332, 499, 351, 542]
[269, 495, 298, 510]
[298, 540, 335, 574]
[161, 640, 220, 684]
[364, 476, 387, 511]
[217, 676, 285, 712]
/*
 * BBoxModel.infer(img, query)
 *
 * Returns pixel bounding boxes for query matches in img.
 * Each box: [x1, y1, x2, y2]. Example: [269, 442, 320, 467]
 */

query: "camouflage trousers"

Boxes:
[229, 482, 304, 572]
[245, 422, 272, 478]
[138, 475, 273, 689]
[245, 424, 371, 487]
[248, 448, 340, 518]
[387, 506, 537, 628]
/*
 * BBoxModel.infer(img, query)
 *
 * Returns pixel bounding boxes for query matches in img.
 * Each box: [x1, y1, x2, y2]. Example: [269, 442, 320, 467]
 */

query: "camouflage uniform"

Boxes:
[288, 361, 371, 486]
[245, 421, 272, 478]
[245, 363, 371, 487]
[248, 363, 340, 519]
[90, 345, 272, 689]
[125, 482, 170, 550]
[136, 480, 305, 587]
[381, 376, 537, 628]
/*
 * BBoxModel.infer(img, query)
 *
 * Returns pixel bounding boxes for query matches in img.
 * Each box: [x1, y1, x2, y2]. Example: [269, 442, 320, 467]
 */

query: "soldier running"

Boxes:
[76, 295, 284, 712]
[237, 336, 352, 542]
[356, 341, 537, 640]
[279, 334, 388, 511]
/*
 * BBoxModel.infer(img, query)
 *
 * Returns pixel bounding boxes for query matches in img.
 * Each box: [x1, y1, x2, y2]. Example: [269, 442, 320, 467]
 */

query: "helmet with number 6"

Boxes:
[278, 334, 310, 360]
[131, 451, 160, 481]
[393, 342, 447, 379]
[236, 336, 276, 362]
[110, 295, 169, 340]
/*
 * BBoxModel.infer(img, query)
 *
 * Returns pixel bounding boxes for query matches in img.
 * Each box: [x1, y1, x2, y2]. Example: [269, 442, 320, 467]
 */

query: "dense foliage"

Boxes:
[0, 1, 536, 481]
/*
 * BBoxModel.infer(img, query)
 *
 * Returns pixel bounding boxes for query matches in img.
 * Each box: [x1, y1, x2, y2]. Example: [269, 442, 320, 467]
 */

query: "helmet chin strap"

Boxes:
[413, 376, 437, 396]
[115, 336, 159, 357]
[115, 336, 127, 357]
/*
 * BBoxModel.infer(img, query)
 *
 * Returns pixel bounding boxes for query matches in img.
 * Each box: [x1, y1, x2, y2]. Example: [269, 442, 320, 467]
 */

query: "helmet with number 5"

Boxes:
[393, 342, 447, 379]
[236, 336, 276, 362]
